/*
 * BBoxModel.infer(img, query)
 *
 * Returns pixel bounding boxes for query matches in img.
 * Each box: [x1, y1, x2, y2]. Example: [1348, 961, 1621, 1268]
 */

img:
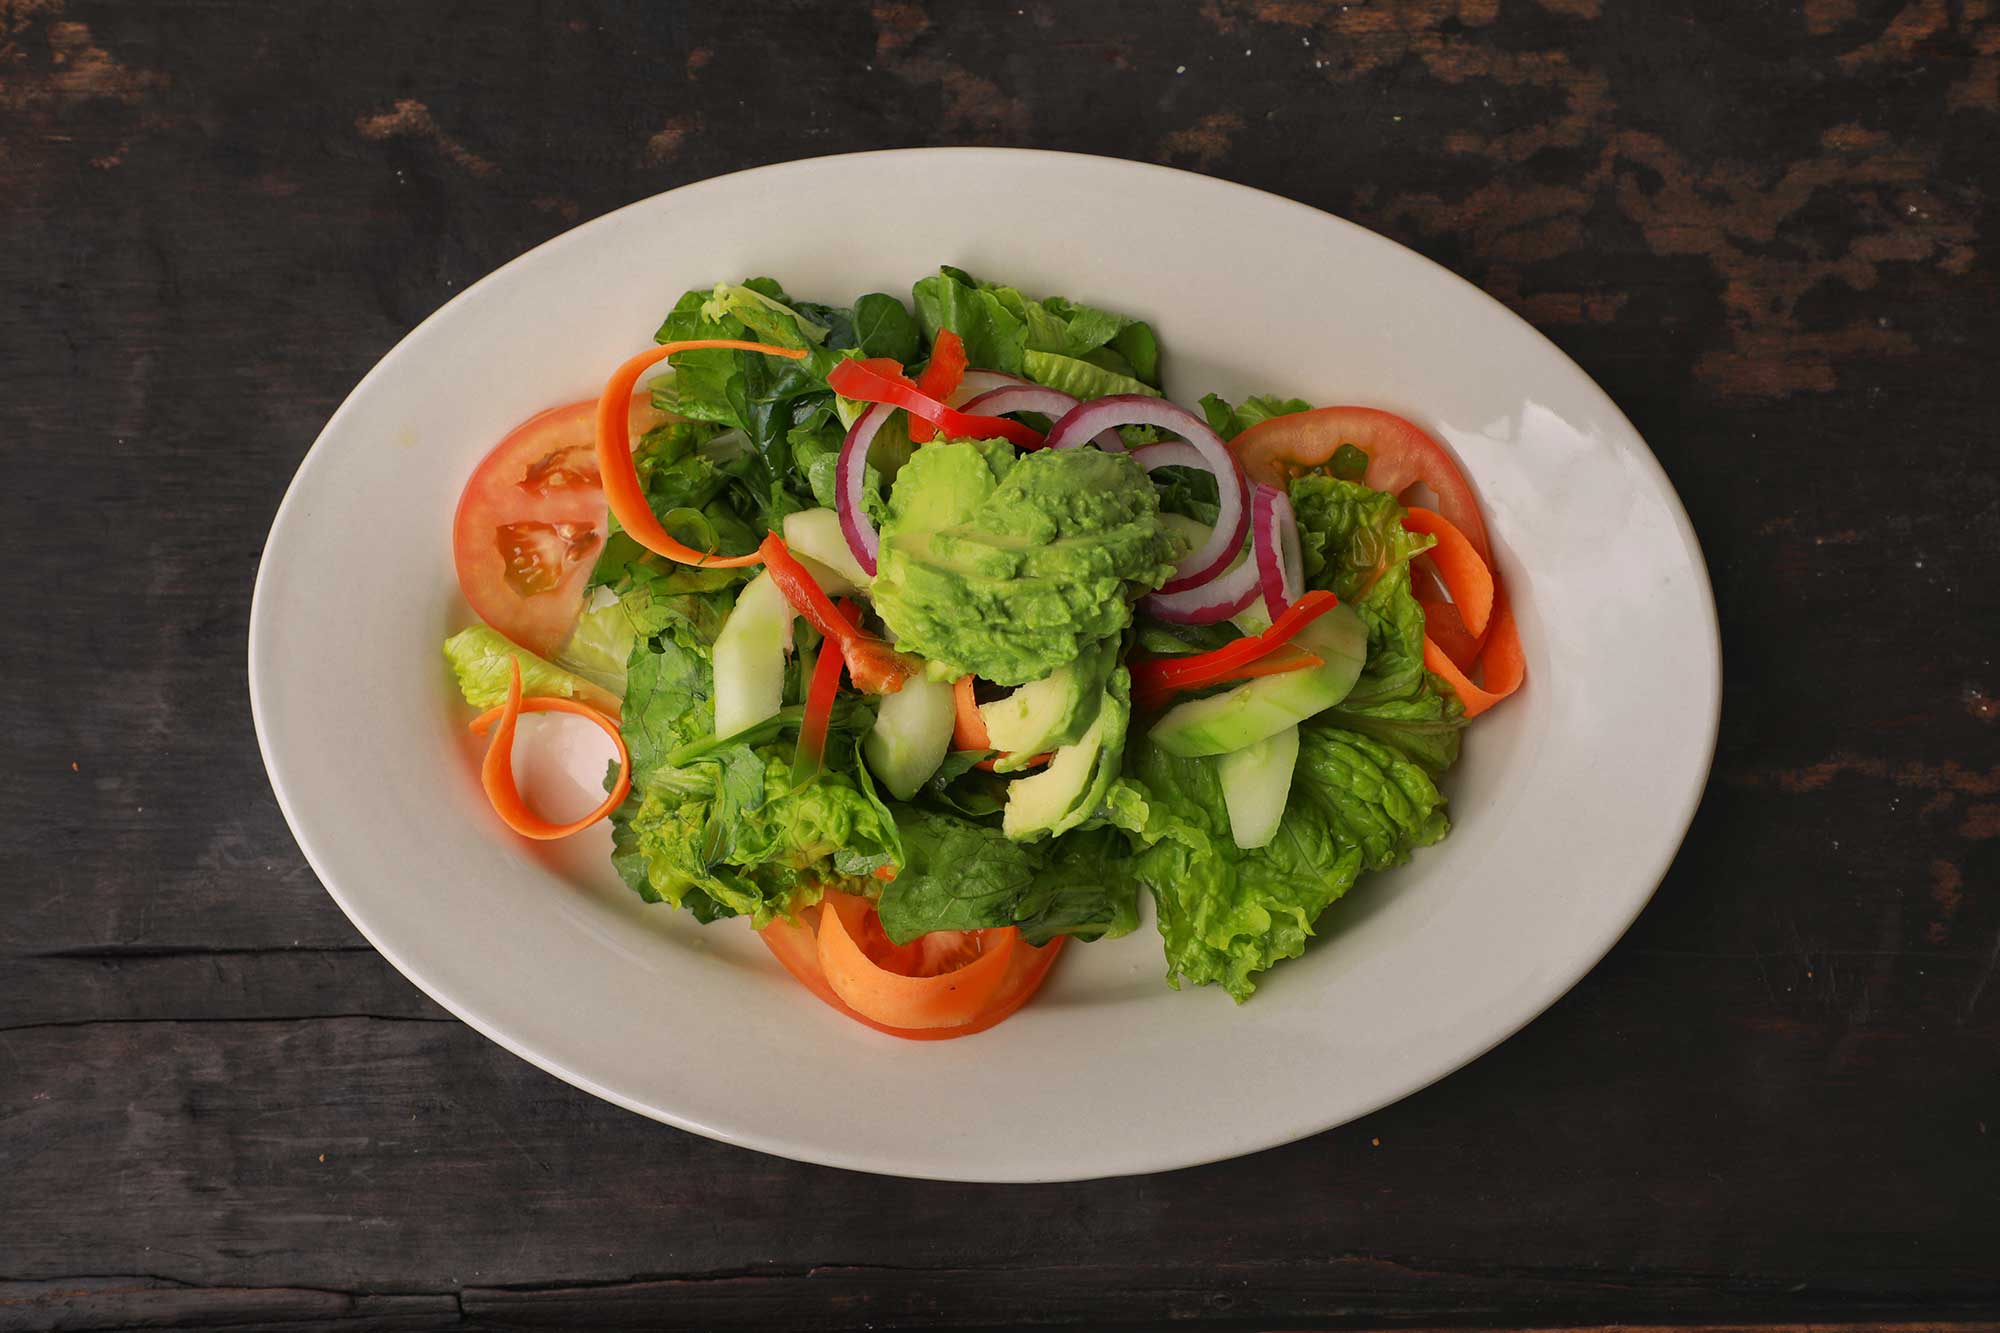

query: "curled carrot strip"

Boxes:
[595, 340, 808, 567]
[1423, 585, 1525, 719]
[815, 891, 1017, 1029]
[1414, 562, 1484, 672]
[1403, 507, 1493, 638]
[952, 675, 991, 750]
[469, 661, 632, 840]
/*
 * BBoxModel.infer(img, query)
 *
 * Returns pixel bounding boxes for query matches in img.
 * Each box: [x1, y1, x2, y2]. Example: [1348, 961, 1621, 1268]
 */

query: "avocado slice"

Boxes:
[977, 639, 1115, 772]
[1148, 603, 1368, 758]
[1001, 669, 1131, 841]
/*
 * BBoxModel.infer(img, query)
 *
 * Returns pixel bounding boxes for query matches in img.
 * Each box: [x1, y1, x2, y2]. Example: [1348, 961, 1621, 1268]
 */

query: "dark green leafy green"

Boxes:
[852, 292, 922, 363]
[876, 810, 1140, 946]
[1199, 392, 1313, 438]
[911, 266, 1160, 389]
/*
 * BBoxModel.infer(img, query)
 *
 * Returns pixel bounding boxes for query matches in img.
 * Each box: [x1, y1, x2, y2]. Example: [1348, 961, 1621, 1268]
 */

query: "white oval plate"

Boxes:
[250, 149, 1718, 1182]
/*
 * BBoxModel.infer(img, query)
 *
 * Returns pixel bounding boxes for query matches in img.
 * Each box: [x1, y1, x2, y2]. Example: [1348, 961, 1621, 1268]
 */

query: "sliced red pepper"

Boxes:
[1129, 590, 1340, 706]
[1132, 644, 1324, 712]
[796, 600, 863, 778]
[907, 330, 969, 444]
[827, 356, 1044, 450]
[758, 533, 915, 695]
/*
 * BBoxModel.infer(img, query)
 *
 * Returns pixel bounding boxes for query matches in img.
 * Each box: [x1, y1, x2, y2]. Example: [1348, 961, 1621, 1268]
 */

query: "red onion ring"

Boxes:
[960, 385, 1123, 451]
[949, 369, 1027, 405]
[1056, 394, 1240, 592]
[1051, 397, 1246, 592]
[1139, 538, 1261, 623]
[1252, 484, 1304, 619]
[836, 402, 893, 576]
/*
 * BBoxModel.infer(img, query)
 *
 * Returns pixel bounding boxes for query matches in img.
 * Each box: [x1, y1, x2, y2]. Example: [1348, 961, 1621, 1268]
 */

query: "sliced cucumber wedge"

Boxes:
[1218, 725, 1300, 849]
[781, 507, 870, 593]
[711, 571, 795, 739]
[864, 673, 956, 800]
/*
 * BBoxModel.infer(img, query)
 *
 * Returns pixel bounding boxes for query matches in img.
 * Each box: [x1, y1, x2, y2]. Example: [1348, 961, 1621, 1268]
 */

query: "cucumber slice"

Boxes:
[781, 507, 870, 593]
[1218, 725, 1300, 849]
[1148, 602, 1367, 757]
[711, 571, 796, 739]
[864, 674, 956, 800]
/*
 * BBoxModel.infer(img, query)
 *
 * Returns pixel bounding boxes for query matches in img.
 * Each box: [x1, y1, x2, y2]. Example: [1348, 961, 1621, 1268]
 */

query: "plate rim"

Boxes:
[248, 147, 1722, 1181]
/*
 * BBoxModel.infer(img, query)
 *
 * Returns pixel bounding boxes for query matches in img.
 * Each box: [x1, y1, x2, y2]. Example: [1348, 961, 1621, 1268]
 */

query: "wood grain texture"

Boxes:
[2, 0, 1996, 1328]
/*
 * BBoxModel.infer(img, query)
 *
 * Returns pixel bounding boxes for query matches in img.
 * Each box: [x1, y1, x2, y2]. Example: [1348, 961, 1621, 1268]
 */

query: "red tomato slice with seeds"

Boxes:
[1230, 406, 1492, 565]
[452, 395, 664, 657]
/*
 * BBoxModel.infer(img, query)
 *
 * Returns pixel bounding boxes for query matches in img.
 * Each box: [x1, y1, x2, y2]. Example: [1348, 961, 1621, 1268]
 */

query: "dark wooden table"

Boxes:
[5, 2, 1996, 1329]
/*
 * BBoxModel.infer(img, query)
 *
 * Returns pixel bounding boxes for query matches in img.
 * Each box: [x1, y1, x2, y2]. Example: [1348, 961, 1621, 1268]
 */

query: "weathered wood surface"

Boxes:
[2, 0, 1995, 1328]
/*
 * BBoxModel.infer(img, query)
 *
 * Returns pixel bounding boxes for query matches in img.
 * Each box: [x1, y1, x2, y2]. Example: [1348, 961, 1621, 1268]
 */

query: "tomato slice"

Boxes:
[758, 902, 1066, 1041]
[1229, 406, 1492, 565]
[453, 395, 664, 657]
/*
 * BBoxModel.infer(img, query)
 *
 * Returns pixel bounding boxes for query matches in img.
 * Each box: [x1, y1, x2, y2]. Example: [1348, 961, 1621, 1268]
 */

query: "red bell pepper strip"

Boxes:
[595, 340, 808, 567]
[1129, 590, 1341, 705]
[827, 356, 1044, 450]
[906, 330, 969, 444]
[796, 600, 864, 779]
[1132, 643, 1324, 713]
[758, 533, 915, 695]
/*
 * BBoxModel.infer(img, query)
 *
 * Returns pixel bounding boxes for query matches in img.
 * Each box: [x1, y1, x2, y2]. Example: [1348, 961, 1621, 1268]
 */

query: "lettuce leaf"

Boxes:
[912, 266, 1160, 388]
[1022, 349, 1161, 402]
[606, 548, 896, 920]
[875, 811, 1140, 946]
[441, 626, 619, 715]
[613, 743, 901, 922]
[1128, 724, 1447, 1000]
[852, 291, 922, 363]
[652, 279, 865, 529]
[1198, 392, 1313, 439]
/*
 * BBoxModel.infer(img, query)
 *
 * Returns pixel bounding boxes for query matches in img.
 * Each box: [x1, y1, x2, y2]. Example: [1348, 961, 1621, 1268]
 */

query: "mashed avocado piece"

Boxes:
[871, 440, 1179, 685]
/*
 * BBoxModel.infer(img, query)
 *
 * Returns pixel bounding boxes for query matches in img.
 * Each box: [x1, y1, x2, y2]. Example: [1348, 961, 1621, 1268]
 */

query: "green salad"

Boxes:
[444, 265, 1515, 1029]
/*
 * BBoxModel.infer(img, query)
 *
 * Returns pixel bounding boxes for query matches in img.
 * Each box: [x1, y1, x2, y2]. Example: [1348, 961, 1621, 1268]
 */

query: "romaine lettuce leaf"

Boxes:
[913, 268, 1028, 373]
[1022, 349, 1161, 402]
[555, 587, 634, 696]
[912, 266, 1161, 387]
[442, 626, 619, 715]
[612, 743, 901, 922]
[1128, 723, 1447, 1000]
